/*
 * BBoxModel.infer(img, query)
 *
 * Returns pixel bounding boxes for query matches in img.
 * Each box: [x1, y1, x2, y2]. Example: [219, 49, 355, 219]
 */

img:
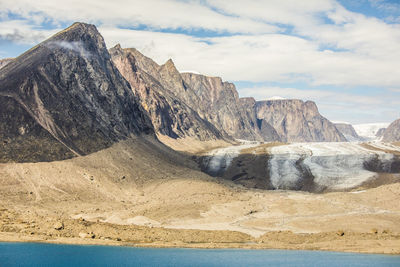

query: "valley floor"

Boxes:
[0, 137, 399, 254]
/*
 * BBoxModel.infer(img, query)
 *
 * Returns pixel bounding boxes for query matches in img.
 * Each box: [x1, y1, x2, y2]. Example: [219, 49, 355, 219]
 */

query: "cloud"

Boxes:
[1, 0, 399, 123]
[46, 41, 92, 58]
[99, 25, 400, 88]
[0, 20, 59, 44]
[3, 0, 400, 88]
[0, 0, 277, 34]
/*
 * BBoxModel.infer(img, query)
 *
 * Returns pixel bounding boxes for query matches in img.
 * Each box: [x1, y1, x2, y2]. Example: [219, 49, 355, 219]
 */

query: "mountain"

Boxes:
[181, 73, 272, 141]
[334, 122, 363, 142]
[109, 45, 276, 142]
[353, 123, 390, 141]
[239, 97, 280, 142]
[256, 99, 346, 142]
[109, 45, 223, 141]
[0, 58, 13, 69]
[382, 118, 400, 142]
[376, 128, 386, 139]
[0, 23, 153, 163]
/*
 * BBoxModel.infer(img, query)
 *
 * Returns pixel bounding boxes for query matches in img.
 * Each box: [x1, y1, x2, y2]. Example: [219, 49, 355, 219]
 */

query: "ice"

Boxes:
[204, 140, 259, 175]
[269, 142, 395, 190]
[353, 123, 390, 141]
[204, 141, 398, 191]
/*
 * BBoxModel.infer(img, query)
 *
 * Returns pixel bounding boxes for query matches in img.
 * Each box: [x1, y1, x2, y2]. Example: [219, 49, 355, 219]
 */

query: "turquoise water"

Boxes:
[0, 242, 399, 266]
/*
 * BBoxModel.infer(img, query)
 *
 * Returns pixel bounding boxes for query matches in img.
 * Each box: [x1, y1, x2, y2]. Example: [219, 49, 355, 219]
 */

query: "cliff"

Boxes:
[256, 99, 346, 142]
[110, 45, 223, 141]
[334, 123, 363, 142]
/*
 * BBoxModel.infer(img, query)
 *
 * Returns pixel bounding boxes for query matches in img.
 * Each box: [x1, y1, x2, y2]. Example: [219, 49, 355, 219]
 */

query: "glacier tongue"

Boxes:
[203, 141, 400, 191]
[203, 140, 260, 176]
[269, 142, 396, 190]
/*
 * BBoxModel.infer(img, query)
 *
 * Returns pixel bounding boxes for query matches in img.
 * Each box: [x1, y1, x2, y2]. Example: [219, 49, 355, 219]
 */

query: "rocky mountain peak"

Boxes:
[256, 99, 346, 142]
[159, 58, 184, 88]
[382, 118, 400, 142]
[110, 45, 224, 141]
[0, 23, 153, 162]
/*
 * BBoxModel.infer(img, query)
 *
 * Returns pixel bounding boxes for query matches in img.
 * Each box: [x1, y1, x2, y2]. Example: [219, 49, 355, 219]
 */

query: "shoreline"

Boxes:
[1, 231, 399, 255]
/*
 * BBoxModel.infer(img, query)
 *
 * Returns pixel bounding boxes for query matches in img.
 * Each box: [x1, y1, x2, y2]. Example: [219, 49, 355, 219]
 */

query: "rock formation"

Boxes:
[181, 73, 272, 141]
[239, 97, 280, 141]
[110, 45, 223, 141]
[334, 123, 363, 142]
[0, 58, 13, 69]
[382, 118, 400, 142]
[256, 99, 346, 142]
[110, 45, 278, 142]
[376, 128, 386, 139]
[0, 23, 153, 162]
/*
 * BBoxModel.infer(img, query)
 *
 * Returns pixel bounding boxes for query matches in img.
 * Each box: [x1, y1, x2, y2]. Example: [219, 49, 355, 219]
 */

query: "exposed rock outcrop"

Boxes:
[110, 45, 277, 142]
[256, 99, 346, 142]
[0, 58, 13, 69]
[334, 123, 363, 142]
[0, 23, 153, 162]
[376, 128, 386, 138]
[239, 97, 280, 142]
[382, 119, 400, 142]
[110, 45, 223, 141]
[181, 73, 267, 141]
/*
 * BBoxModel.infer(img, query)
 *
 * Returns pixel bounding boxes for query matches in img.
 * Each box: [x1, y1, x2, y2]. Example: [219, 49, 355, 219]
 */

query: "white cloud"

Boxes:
[206, 0, 336, 28]
[3, 0, 400, 88]
[46, 41, 92, 58]
[0, 0, 277, 34]
[0, 20, 59, 44]
[99, 26, 400, 88]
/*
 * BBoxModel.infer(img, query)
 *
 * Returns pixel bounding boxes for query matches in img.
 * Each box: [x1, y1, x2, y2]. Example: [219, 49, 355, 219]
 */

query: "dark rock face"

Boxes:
[382, 119, 400, 142]
[110, 45, 223, 141]
[0, 58, 13, 69]
[0, 23, 153, 162]
[256, 99, 346, 142]
[334, 123, 362, 142]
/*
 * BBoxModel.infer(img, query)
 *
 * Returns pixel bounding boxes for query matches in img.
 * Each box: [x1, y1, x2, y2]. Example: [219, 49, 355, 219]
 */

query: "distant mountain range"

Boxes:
[1, 22, 399, 163]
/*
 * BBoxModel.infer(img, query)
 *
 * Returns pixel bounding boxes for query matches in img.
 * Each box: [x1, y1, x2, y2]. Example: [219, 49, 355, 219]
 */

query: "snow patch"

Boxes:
[266, 96, 286, 100]
[180, 70, 201, 75]
[353, 123, 389, 141]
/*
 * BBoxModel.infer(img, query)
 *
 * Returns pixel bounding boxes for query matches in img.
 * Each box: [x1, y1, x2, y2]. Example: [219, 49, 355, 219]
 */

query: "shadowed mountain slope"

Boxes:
[0, 23, 153, 162]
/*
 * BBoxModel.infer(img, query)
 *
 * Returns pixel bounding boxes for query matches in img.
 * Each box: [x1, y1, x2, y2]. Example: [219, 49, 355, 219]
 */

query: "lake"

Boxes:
[0, 242, 399, 266]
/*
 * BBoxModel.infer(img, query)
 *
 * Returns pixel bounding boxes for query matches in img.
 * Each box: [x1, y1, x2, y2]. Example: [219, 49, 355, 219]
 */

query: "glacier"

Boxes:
[203, 141, 400, 191]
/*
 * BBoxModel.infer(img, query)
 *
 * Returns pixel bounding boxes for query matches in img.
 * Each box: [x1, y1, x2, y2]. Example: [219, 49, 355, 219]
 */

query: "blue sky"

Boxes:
[1, 0, 400, 124]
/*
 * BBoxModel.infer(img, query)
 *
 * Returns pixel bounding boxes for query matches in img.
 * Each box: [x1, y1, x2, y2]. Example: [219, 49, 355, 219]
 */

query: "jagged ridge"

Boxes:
[0, 23, 153, 162]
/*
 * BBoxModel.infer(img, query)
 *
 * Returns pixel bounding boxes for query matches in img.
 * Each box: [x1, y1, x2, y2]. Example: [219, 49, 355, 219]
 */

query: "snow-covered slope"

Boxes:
[353, 123, 389, 141]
